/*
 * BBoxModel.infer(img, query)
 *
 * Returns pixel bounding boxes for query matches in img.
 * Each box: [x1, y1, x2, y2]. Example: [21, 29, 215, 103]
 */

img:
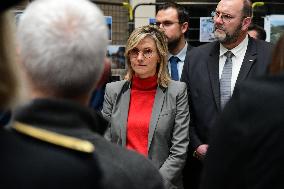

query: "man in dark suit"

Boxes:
[156, 2, 193, 81]
[2, 0, 165, 188]
[201, 34, 284, 189]
[181, 0, 273, 188]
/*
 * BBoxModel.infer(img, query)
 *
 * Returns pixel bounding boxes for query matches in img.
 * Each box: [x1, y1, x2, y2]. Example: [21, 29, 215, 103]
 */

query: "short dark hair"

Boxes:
[248, 24, 267, 40]
[157, 2, 189, 24]
[242, 0, 252, 17]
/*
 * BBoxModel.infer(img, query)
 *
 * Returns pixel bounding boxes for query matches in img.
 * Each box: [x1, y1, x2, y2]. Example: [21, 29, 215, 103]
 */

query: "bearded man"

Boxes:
[180, 0, 273, 188]
[156, 2, 193, 81]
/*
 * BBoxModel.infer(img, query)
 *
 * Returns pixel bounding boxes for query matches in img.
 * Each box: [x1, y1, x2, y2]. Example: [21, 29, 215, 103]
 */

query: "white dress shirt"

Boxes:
[168, 42, 188, 80]
[219, 35, 249, 94]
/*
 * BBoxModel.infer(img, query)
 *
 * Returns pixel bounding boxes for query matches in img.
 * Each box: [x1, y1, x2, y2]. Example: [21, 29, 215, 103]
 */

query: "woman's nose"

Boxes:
[136, 51, 144, 60]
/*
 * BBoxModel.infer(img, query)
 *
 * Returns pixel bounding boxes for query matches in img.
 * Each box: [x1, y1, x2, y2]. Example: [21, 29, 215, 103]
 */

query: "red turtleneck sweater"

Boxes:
[126, 75, 158, 156]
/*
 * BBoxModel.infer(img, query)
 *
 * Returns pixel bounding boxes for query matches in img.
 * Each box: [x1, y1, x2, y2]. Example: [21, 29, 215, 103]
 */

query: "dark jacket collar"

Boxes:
[14, 98, 108, 136]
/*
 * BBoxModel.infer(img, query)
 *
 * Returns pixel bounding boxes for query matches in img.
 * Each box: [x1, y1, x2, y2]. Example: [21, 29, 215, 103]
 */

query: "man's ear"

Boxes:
[181, 22, 189, 34]
[96, 58, 111, 89]
[242, 17, 252, 31]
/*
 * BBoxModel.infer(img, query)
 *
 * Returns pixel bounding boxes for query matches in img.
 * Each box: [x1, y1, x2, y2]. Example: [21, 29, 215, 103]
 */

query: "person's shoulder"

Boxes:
[186, 43, 194, 52]
[106, 80, 127, 88]
[165, 81, 187, 96]
[188, 41, 218, 56]
[8, 122, 97, 156]
[238, 73, 284, 97]
[105, 80, 129, 94]
[168, 80, 186, 89]
[94, 133, 156, 168]
[232, 73, 284, 116]
[196, 41, 217, 49]
[0, 127, 102, 188]
[250, 37, 274, 50]
[227, 73, 284, 145]
[92, 135, 164, 189]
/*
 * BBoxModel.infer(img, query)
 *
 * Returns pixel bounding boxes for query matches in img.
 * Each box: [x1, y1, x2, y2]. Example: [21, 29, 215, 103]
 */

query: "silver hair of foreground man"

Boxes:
[17, 0, 108, 97]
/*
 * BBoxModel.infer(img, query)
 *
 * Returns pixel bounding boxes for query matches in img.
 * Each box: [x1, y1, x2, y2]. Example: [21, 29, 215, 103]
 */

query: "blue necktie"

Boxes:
[170, 56, 179, 81]
[220, 51, 234, 110]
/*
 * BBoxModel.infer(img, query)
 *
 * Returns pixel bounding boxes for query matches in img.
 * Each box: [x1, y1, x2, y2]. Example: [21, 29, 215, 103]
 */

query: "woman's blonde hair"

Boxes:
[125, 25, 170, 87]
[0, 11, 21, 109]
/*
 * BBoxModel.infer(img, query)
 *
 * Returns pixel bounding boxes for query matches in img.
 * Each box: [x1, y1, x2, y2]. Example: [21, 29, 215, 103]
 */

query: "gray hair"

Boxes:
[17, 0, 108, 97]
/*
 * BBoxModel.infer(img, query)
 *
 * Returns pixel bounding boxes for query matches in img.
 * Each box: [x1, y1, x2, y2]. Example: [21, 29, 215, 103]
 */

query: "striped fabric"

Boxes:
[220, 51, 234, 110]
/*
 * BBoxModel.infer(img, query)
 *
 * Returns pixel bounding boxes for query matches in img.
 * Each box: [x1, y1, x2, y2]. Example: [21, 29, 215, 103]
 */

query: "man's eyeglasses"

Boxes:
[211, 11, 234, 23]
[129, 48, 155, 59]
[154, 21, 180, 28]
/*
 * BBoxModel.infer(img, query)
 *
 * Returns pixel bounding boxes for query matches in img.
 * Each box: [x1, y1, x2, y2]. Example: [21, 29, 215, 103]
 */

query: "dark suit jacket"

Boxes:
[186, 43, 194, 53]
[201, 73, 284, 189]
[0, 125, 103, 189]
[7, 98, 164, 189]
[181, 37, 273, 151]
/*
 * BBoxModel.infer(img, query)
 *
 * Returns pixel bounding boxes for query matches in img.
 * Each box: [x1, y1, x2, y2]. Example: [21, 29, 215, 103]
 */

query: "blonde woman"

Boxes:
[102, 25, 189, 189]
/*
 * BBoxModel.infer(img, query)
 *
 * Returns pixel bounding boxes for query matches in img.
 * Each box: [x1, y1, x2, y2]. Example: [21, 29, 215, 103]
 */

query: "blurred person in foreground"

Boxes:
[9, 0, 165, 188]
[0, 1, 102, 188]
[181, 0, 273, 188]
[248, 23, 266, 40]
[102, 25, 190, 189]
[201, 33, 284, 189]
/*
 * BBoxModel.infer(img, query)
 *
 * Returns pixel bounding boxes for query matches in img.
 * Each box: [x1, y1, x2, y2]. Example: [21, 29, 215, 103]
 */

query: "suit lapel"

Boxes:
[118, 82, 131, 147]
[148, 86, 166, 150]
[207, 42, 221, 111]
[235, 37, 257, 88]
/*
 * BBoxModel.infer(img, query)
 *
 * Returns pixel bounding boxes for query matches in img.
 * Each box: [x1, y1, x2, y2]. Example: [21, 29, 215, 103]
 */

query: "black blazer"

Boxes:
[0, 127, 103, 189]
[181, 37, 273, 150]
[3, 99, 164, 189]
[201, 73, 284, 189]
